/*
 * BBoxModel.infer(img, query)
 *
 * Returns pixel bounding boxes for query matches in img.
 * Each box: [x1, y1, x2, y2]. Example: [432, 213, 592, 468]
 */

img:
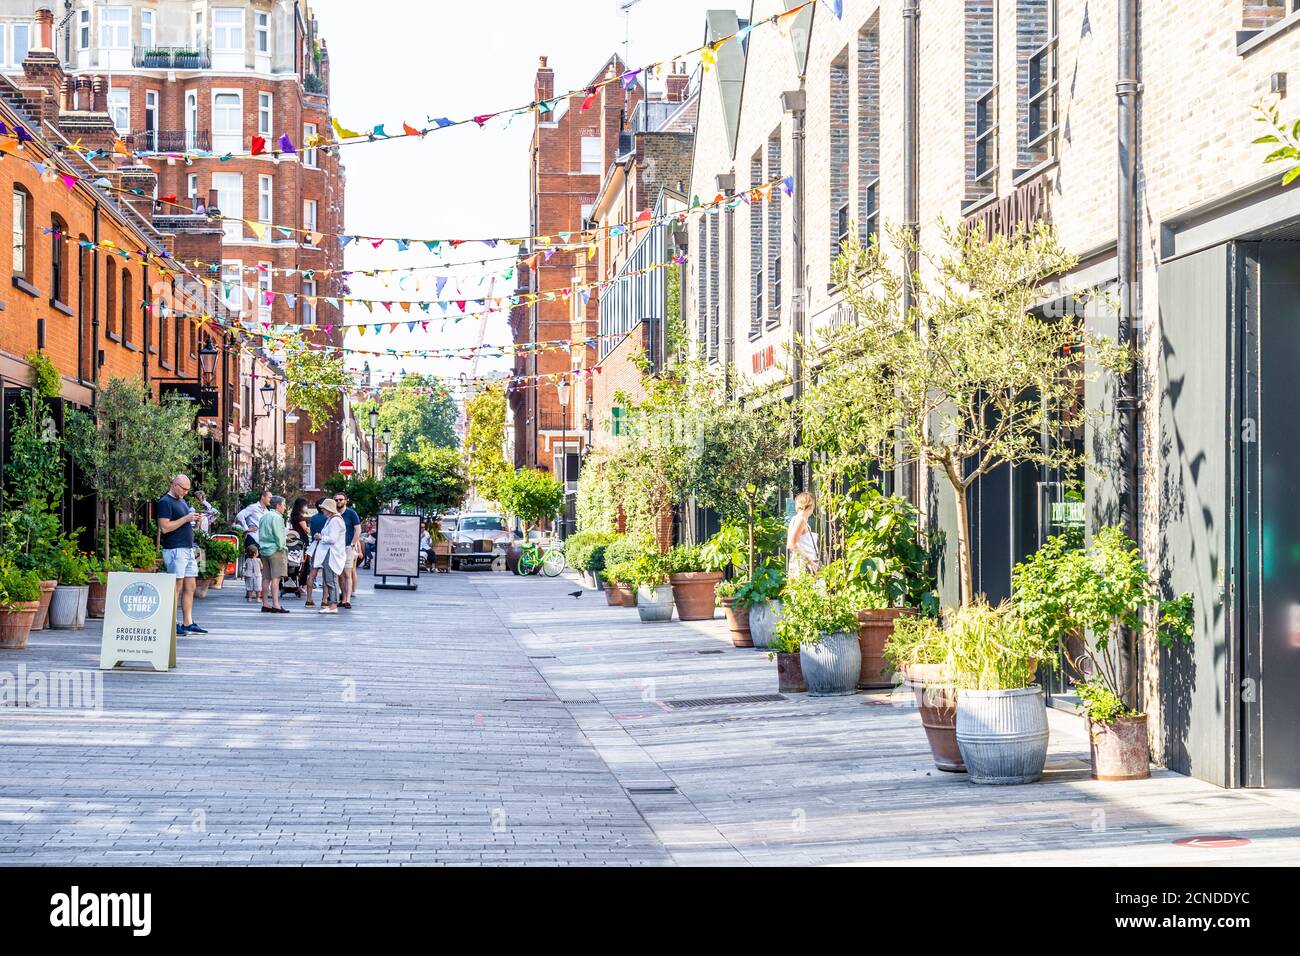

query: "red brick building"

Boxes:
[511, 54, 642, 478]
[0, 6, 319, 542]
[11, 0, 348, 493]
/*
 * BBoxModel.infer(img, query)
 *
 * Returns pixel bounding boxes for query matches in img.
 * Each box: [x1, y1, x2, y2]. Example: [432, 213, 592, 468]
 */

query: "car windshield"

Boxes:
[459, 517, 503, 532]
[438, 519, 457, 533]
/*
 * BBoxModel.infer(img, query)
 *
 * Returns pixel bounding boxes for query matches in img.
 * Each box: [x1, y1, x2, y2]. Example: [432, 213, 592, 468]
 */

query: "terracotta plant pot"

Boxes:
[776, 651, 806, 693]
[720, 596, 753, 647]
[670, 571, 722, 621]
[194, 578, 211, 599]
[856, 608, 912, 690]
[87, 578, 108, 619]
[213, 569, 226, 590]
[604, 584, 621, 606]
[907, 663, 965, 773]
[613, 582, 636, 607]
[0, 601, 40, 650]
[1089, 714, 1151, 781]
[31, 580, 57, 631]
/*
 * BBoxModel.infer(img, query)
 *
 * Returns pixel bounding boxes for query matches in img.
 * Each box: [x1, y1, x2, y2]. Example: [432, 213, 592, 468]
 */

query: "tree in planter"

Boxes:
[498, 468, 564, 535]
[1012, 525, 1192, 721]
[380, 442, 467, 515]
[2, 387, 66, 576]
[823, 222, 1126, 606]
[464, 385, 510, 505]
[693, 386, 792, 575]
[64, 378, 199, 563]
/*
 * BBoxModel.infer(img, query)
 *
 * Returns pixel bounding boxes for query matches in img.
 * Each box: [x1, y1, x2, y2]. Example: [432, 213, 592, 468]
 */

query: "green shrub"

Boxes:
[774, 570, 863, 648]
[103, 526, 159, 570]
[665, 543, 726, 575]
[566, 530, 617, 572]
[0, 563, 42, 608]
[53, 548, 92, 586]
[602, 536, 647, 571]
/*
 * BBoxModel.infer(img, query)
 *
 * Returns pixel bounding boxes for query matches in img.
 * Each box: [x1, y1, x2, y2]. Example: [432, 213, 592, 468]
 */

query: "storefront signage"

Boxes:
[963, 172, 1051, 240]
[1049, 500, 1086, 530]
[374, 513, 422, 584]
[99, 573, 177, 672]
[752, 344, 776, 374]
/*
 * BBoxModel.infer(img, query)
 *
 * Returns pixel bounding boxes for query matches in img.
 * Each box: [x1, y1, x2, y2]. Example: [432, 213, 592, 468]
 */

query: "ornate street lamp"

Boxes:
[198, 341, 219, 386]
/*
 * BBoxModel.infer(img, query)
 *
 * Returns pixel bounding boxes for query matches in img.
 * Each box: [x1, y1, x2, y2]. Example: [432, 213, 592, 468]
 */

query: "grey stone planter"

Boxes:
[636, 585, 675, 622]
[49, 585, 89, 630]
[799, 630, 861, 696]
[748, 599, 783, 649]
[956, 686, 1050, 785]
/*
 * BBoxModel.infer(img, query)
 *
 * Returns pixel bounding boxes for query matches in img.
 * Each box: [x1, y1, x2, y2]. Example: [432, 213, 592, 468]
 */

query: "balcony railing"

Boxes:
[133, 46, 211, 70]
[130, 129, 211, 152]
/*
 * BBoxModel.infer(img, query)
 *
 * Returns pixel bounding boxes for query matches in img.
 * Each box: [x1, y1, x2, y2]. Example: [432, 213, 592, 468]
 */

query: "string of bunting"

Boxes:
[89, 1, 823, 166]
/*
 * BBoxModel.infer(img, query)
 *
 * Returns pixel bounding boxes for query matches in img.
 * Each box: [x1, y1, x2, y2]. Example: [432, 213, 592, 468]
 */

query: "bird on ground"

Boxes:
[567, 591, 583, 599]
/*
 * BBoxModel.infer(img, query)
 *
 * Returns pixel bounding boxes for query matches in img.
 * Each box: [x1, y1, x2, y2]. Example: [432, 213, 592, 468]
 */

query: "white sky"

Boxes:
[308, 0, 719, 389]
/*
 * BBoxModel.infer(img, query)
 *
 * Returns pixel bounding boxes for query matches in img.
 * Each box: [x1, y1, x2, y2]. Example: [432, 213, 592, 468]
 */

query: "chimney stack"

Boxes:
[92, 77, 108, 113]
[536, 56, 554, 104]
[665, 61, 689, 102]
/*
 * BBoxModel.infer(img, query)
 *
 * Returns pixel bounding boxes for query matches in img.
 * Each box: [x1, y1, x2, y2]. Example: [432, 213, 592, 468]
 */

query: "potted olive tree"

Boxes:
[774, 566, 863, 696]
[944, 600, 1057, 785]
[1013, 526, 1193, 781]
[885, 615, 964, 772]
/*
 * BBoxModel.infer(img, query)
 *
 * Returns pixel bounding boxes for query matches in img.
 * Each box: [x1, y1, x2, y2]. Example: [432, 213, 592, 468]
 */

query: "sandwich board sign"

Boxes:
[99, 573, 178, 672]
[374, 512, 421, 590]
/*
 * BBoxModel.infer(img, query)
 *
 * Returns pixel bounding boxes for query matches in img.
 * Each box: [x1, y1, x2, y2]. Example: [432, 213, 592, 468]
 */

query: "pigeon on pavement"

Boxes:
[567, 591, 583, 598]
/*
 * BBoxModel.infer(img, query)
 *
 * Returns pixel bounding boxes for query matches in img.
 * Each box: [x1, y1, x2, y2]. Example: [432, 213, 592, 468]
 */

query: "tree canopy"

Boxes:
[464, 385, 509, 504]
[379, 441, 467, 515]
[364, 376, 458, 455]
[499, 468, 564, 533]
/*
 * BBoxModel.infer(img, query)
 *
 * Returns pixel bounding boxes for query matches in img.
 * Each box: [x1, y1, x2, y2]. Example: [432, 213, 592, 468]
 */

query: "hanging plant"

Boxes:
[25, 350, 61, 400]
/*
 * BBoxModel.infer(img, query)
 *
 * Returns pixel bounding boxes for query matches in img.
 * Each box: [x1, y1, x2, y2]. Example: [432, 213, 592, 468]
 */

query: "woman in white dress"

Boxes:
[786, 491, 820, 579]
[313, 498, 348, 614]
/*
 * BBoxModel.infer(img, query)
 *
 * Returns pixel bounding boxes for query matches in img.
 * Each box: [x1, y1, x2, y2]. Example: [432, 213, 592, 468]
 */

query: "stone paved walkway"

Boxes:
[2, 566, 1299, 866]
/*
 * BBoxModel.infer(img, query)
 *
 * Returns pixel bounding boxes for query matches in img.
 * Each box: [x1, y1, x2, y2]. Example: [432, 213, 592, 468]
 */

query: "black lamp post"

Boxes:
[368, 407, 379, 477]
[557, 376, 570, 538]
[381, 429, 391, 478]
[198, 341, 219, 386]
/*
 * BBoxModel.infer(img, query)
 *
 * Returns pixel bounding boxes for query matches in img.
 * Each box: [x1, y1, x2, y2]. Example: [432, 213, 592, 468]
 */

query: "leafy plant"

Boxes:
[1074, 680, 1129, 724]
[883, 613, 948, 671]
[732, 564, 784, 610]
[52, 547, 92, 586]
[204, 537, 240, 567]
[665, 543, 726, 575]
[370, 376, 459, 456]
[283, 338, 345, 430]
[622, 550, 672, 594]
[4, 393, 63, 508]
[1012, 526, 1194, 721]
[566, 530, 617, 573]
[25, 350, 62, 399]
[0, 562, 41, 610]
[838, 480, 940, 614]
[774, 568, 863, 648]
[322, 473, 382, 519]
[939, 599, 1054, 691]
[1253, 100, 1300, 186]
[700, 514, 785, 577]
[102, 526, 159, 570]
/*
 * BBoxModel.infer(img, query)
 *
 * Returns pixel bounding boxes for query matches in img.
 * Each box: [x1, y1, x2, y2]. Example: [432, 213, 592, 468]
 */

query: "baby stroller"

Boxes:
[282, 529, 306, 597]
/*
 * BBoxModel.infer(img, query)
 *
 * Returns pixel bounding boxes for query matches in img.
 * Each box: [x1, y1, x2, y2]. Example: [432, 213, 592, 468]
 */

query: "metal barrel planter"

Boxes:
[799, 631, 861, 696]
[49, 585, 89, 630]
[955, 686, 1050, 785]
[748, 599, 783, 649]
[636, 585, 675, 622]
[1089, 714, 1151, 781]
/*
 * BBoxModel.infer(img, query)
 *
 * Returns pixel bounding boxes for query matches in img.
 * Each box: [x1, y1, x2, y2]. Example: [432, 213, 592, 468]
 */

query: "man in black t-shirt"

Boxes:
[157, 473, 208, 636]
[334, 492, 361, 608]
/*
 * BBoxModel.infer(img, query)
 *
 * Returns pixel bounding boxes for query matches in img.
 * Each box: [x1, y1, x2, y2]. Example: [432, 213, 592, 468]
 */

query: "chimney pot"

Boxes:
[92, 76, 108, 113]
[35, 8, 53, 50]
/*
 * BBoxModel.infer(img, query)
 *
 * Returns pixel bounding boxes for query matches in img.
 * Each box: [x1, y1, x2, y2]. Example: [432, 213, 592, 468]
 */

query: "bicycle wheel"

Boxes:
[541, 549, 567, 577]
[517, 550, 539, 576]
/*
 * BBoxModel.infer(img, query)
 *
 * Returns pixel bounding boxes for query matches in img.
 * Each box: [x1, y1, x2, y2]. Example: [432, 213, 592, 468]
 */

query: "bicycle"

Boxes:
[516, 538, 566, 577]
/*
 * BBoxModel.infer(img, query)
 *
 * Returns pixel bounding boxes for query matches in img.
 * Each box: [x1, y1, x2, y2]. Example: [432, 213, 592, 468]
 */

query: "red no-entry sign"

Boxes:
[338, 459, 355, 476]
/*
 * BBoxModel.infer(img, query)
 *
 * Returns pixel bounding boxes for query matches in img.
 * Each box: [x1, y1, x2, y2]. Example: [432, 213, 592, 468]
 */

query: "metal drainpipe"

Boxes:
[902, 0, 920, 508]
[719, 173, 736, 396]
[141, 261, 150, 387]
[784, 91, 807, 494]
[91, 207, 100, 387]
[1117, 0, 1142, 707]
